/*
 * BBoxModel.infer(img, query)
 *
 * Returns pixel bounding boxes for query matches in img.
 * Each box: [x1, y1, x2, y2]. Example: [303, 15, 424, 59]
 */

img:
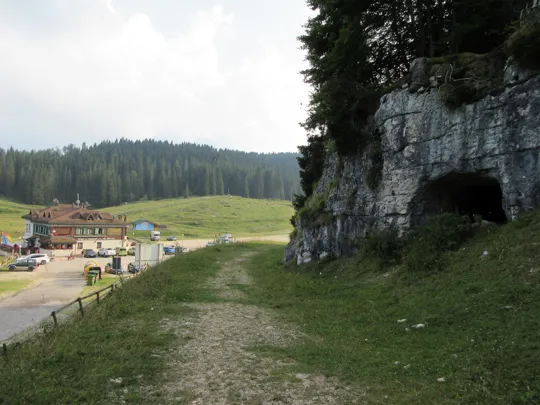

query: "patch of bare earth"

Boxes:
[150, 253, 365, 404]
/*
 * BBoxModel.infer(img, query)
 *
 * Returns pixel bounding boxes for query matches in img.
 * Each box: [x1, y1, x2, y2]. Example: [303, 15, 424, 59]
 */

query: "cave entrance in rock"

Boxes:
[422, 173, 507, 224]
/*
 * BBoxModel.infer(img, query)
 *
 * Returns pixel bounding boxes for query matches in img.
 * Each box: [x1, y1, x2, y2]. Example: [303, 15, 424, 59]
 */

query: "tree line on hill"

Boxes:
[295, 0, 528, 211]
[0, 139, 301, 207]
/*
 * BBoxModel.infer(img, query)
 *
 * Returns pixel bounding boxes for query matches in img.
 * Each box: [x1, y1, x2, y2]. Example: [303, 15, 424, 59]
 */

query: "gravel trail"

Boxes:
[154, 253, 365, 404]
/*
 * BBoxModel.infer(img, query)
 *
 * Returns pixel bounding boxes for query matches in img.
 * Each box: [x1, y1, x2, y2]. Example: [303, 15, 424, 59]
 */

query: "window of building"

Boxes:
[77, 243, 83, 249]
[97, 242, 102, 249]
[33, 225, 49, 235]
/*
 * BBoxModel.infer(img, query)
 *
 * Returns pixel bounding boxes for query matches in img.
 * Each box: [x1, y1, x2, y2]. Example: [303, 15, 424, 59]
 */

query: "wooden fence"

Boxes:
[1, 262, 154, 357]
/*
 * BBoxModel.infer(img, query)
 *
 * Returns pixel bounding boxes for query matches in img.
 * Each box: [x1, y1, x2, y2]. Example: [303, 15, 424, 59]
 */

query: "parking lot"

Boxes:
[0, 254, 136, 342]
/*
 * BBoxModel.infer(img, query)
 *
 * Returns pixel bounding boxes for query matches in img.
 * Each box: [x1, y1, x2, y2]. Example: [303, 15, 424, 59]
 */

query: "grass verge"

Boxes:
[79, 275, 120, 296]
[242, 214, 540, 404]
[106, 196, 293, 240]
[0, 279, 32, 296]
[0, 245, 247, 405]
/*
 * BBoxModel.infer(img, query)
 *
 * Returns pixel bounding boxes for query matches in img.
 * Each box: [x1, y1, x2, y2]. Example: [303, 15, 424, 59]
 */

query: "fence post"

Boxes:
[96, 291, 100, 304]
[77, 298, 84, 316]
[51, 311, 58, 327]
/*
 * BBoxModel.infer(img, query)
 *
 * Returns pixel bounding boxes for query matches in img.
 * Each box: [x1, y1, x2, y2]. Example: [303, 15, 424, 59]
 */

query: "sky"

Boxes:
[0, 0, 312, 153]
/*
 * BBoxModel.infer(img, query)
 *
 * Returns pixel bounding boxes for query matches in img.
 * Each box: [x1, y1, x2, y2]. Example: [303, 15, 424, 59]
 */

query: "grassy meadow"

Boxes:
[0, 196, 293, 242]
[240, 215, 540, 404]
[0, 199, 39, 240]
[106, 196, 293, 240]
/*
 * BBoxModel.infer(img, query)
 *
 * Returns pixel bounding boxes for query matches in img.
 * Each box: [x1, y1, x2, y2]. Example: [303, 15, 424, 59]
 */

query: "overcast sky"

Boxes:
[0, 0, 312, 153]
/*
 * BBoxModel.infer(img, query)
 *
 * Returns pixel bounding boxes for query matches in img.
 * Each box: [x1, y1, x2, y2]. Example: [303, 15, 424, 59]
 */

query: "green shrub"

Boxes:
[359, 230, 402, 269]
[404, 213, 473, 272]
[438, 81, 478, 109]
[296, 191, 327, 220]
[505, 13, 540, 69]
[430, 50, 505, 108]
[289, 229, 298, 241]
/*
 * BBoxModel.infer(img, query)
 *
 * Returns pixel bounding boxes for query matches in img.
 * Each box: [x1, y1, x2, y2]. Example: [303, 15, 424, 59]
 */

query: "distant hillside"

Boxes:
[0, 139, 301, 207]
[0, 199, 39, 240]
[106, 196, 294, 239]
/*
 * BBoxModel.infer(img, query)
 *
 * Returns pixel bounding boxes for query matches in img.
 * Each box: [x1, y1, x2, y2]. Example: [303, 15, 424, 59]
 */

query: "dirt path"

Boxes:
[154, 253, 364, 404]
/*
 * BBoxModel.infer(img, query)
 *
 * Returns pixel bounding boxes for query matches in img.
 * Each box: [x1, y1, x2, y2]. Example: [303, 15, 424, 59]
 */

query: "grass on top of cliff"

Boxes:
[243, 214, 540, 405]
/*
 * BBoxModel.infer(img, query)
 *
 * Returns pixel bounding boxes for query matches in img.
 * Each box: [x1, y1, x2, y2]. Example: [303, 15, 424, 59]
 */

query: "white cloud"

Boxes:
[0, 2, 309, 152]
[105, 0, 115, 13]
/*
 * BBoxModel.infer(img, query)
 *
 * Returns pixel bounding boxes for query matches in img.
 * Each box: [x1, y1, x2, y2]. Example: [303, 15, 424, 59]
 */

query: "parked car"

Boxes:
[167, 235, 176, 241]
[116, 247, 128, 256]
[104, 263, 124, 275]
[98, 248, 117, 257]
[128, 262, 143, 274]
[9, 258, 38, 271]
[17, 253, 50, 265]
[128, 247, 136, 255]
[163, 246, 175, 255]
[83, 249, 97, 258]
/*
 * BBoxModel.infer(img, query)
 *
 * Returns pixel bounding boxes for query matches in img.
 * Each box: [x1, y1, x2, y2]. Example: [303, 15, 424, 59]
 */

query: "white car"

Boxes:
[17, 253, 50, 265]
[98, 248, 117, 257]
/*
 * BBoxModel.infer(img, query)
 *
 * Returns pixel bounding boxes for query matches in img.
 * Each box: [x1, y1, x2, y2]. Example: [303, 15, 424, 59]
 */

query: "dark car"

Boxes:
[9, 258, 38, 271]
[128, 262, 143, 274]
[83, 249, 97, 258]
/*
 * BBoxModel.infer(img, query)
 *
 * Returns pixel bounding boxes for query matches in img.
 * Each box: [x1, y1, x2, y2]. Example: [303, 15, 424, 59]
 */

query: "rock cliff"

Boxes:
[285, 59, 540, 264]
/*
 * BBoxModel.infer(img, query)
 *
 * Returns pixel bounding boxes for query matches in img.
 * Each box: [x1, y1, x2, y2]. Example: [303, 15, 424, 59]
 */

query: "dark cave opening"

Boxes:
[422, 173, 507, 224]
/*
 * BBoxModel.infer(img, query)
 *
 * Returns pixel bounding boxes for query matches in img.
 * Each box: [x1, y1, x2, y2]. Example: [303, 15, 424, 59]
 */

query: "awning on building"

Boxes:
[40, 236, 77, 245]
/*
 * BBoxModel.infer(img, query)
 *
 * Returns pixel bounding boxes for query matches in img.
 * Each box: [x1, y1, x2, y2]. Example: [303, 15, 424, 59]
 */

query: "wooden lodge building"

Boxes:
[22, 200, 129, 256]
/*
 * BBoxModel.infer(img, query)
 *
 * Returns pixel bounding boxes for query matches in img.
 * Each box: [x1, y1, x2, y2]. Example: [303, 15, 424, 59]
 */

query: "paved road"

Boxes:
[0, 256, 134, 342]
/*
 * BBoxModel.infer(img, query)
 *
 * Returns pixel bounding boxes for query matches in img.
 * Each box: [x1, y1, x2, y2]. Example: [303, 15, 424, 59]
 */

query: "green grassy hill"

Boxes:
[245, 214, 540, 404]
[0, 199, 39, 240]
[107, 196, 293, 239]
[0, 196, 294, 242]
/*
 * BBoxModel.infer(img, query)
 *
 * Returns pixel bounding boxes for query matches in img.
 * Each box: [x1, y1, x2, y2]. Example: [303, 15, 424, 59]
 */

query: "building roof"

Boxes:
[22, 204, 128, 226]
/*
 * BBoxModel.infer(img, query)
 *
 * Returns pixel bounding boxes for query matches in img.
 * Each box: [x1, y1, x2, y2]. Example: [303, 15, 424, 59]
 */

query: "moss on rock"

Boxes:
[505, 12, 540, 69]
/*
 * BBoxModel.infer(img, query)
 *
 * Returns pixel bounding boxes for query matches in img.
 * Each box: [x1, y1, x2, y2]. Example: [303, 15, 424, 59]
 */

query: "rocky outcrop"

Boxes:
[285, 59, 540, 264]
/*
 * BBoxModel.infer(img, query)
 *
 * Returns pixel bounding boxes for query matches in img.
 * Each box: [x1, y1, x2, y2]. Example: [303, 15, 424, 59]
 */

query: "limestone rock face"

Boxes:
[284, 60, 540, 264]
